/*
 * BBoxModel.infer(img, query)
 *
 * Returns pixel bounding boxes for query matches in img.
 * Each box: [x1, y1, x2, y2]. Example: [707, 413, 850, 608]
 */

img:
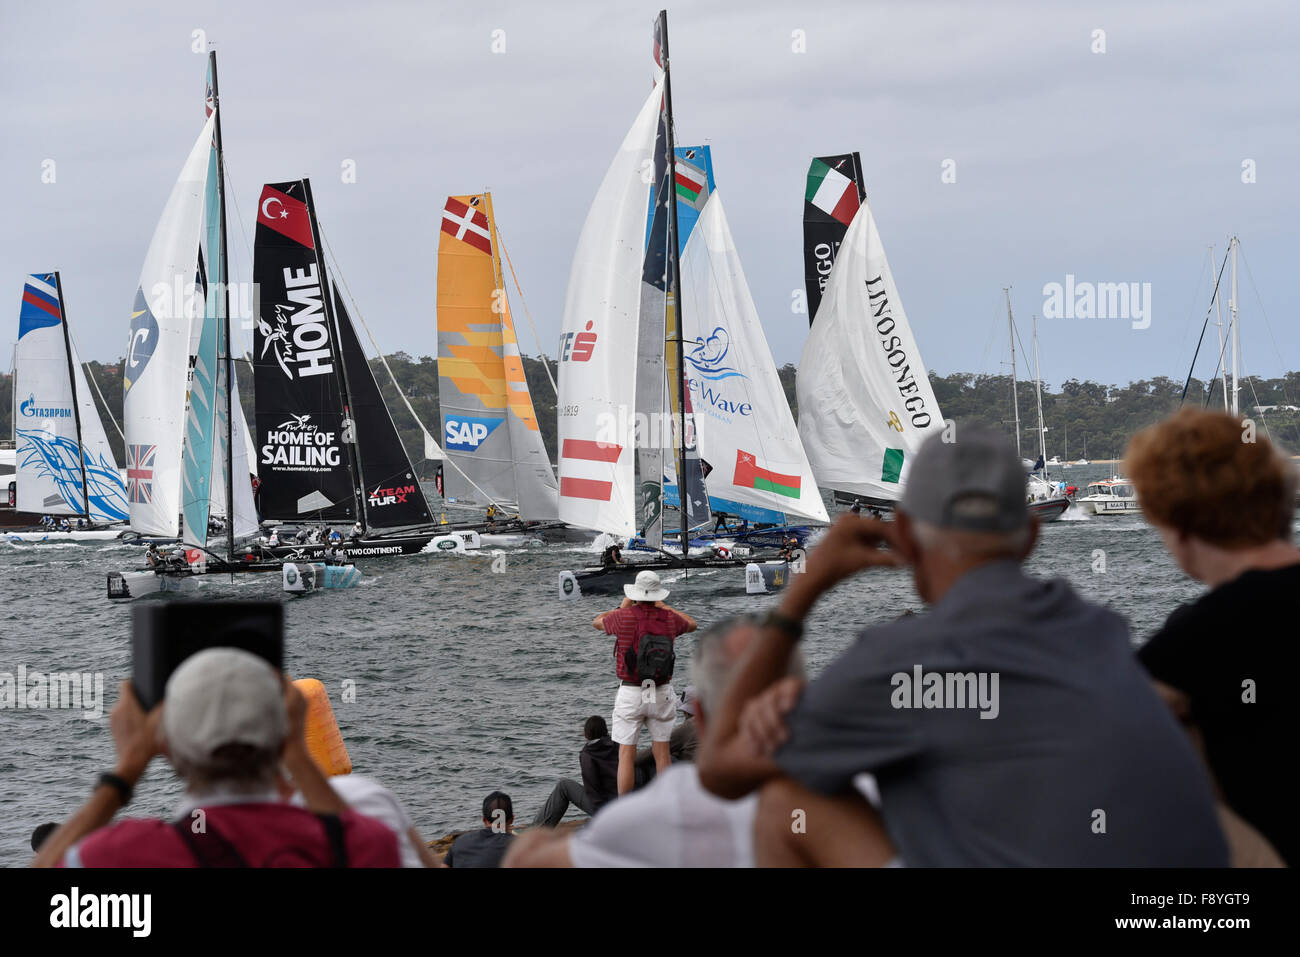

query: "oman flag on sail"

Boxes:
[733, 450, 801, 499]
[806, 157, 861, 226]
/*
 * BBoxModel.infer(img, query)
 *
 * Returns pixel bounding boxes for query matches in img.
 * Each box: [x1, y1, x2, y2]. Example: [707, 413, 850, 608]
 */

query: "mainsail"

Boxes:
[435, 193, 558, 520]
[803, 153, 866, 325]
[123, 113, 215, 536]
[252, 180, 358, 522]
[15, 273, 128, 522]
[680, 191, 828, 523]
[797, 193, 945, 501]
[555, 76, 664, 536]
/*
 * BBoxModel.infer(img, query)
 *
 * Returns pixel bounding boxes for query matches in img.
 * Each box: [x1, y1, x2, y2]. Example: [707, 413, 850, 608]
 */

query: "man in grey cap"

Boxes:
[697, 427, 1228, 867]
[593, 569, 697, 794]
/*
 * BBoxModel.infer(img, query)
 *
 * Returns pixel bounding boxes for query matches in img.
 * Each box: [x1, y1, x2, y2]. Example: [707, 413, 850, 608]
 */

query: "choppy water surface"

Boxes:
[4, 467, 1285, 865]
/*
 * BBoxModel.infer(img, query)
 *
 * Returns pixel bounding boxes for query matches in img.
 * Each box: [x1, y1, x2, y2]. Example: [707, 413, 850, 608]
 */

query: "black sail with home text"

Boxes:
[333, 287, 432, 528]
[252, 180, 358, 522]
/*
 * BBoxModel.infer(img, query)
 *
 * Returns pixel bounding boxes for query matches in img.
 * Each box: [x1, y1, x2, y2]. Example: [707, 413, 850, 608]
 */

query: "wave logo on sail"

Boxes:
[686, 327, 745, 381]
[445, 415, 504, 452]
[124, 287, 159, 394]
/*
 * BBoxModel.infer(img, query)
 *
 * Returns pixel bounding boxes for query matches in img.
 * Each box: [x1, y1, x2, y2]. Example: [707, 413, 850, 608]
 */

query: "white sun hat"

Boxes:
[623, 569, 670, 602]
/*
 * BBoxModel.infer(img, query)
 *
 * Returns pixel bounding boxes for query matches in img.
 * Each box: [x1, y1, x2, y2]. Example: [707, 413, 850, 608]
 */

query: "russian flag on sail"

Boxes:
[19, 274, 62, 337]
[560, 439, 623, 501]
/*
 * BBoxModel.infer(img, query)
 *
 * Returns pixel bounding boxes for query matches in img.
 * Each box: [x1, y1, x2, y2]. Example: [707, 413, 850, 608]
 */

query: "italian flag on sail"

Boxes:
[806, 158, 860, 225]
[733, 450, 801, 499]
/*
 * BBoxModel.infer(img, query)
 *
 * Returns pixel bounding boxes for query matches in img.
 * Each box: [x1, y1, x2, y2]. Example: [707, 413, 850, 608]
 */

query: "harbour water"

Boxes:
[2, 466, 1281, 866]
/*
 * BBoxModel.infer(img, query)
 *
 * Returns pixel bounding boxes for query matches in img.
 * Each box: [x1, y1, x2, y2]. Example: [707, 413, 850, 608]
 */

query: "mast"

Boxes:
[1229, 236, 1239, 416]
[1032, 314, 1046, 472]
[659, 9, 689, 554]
[209, 50, 236, 561]
[1004, 287, 1021, 459]
[1210, 244, 1228, 409]
[303, 178, 365, 528]
[54, 272, 90, 519]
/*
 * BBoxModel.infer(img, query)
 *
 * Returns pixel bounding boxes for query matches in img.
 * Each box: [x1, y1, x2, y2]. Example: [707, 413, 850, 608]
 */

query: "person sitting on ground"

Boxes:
[601, 541, 624, 567]
[31, 822, 57, 853]
[697, 427, 1229, 867]
[444, 792, 515, 868]
[593, 570, 697, 795]
[531, 716, 620, 828]
[506, 616, 804, 867]
[33, 648, 400, 867]
[634, 686, 699, 787]
[1127, 408, 1299, 865]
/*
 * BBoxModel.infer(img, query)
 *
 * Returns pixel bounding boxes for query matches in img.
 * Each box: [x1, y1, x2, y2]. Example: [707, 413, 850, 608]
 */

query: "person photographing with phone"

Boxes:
[593, 570, 697, 795]
[33, 647, 399, 867]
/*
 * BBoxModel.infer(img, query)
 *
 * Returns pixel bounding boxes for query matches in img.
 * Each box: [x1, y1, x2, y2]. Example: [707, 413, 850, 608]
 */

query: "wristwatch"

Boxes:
[762, 610, 804, 641]
[97, 772, 133, 806]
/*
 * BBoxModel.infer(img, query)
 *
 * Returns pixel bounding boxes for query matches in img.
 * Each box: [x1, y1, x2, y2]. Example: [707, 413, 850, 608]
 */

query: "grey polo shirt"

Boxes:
[776, 560, 1228, 866]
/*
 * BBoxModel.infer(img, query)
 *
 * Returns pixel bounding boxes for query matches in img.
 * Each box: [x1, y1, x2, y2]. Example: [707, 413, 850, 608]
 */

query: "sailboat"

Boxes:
[248, 177, 469, 558]
[108, 53, 287, 599]
[556, 11, 809, 598]
[1007, 293, 1070, 522]
[435, 192, 559, 523]
[796, 153, 946, 509]
[7, 273, 132, 541]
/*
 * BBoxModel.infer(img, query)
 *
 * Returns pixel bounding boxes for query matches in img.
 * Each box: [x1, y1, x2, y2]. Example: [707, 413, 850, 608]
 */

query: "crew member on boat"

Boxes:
[602, 542, 624, 567]
[349, 521, 364, 542]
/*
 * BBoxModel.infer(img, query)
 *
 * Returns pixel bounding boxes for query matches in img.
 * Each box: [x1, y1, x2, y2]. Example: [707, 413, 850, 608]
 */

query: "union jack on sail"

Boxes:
[126, 444, 157, 504]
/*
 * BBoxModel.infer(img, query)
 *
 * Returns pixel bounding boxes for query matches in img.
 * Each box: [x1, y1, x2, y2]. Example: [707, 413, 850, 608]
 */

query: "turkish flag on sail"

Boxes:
[257, 184, 315, 249]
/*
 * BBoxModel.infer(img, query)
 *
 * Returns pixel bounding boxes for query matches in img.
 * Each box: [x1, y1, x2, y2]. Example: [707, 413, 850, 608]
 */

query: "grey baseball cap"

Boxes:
[898, 427, 1029, 532]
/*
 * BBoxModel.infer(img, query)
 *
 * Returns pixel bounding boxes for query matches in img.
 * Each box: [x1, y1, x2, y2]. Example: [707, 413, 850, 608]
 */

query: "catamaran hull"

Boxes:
[9, 527, 135, 543]
[558, 556, 754, 600]
[744, 561, 794, 594]
[283, 562, 361, 594]
[107, 558, 287, 600]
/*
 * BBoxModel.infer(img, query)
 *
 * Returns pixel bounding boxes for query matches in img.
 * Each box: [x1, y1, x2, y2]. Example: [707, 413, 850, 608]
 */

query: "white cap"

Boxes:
[163, 648, 285, 766]
[623, 569, 669, 602]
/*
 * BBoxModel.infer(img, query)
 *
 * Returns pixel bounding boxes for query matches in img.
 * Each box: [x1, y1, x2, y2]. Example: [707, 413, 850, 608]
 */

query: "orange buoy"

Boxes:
[292, 678, 351, 776]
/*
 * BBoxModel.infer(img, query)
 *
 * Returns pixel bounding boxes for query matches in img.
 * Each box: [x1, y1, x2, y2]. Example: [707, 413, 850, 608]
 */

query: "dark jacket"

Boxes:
[579, 736, 620, 813]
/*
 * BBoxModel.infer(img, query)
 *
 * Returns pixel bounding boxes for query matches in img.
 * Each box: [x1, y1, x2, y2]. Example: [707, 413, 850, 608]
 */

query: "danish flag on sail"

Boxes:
[441, 197, 492, 255]
[560, 439, 623, 501]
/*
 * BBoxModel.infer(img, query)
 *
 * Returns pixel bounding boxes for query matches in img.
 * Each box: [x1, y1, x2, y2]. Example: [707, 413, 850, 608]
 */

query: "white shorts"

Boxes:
[611, 682, 677, 745]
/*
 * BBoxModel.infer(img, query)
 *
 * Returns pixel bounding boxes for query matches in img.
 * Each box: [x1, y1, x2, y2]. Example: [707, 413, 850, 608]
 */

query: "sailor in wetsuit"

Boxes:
[602, 542, 624, 567]
[485, 503, 498, 525]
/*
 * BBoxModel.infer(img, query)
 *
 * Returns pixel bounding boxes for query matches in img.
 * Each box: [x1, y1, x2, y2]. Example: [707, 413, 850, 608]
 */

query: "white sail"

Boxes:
[797, 197, 945, 501]
[14, 274, 129, 522]
[679, 194, 828, 523]
[123, 114, 214, 536]
[228, 378, 259, 539]
[554, 76, 663, 535]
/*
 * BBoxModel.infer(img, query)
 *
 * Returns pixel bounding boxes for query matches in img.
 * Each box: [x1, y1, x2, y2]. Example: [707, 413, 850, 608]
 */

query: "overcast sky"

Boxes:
[2, 0, 1297, 392]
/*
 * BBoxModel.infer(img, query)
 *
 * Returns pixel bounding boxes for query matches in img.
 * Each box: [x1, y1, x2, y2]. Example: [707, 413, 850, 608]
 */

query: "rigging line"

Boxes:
[494, 225, 558, 398]
[1239, 243, 1296, 408]
[217, 151, 256, 361]
[1179, 245, 1232, 405]
[65, 330, 124, 442]
[316, 225, 515, 515]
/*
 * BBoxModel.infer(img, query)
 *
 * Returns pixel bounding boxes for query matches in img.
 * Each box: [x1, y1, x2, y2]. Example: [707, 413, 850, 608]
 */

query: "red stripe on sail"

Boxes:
[733, 449, 801, 492]
[22, 290, 61, 319]
[560, 477, 614, 501]
[562, 439, 622, 463]
[257, 185, 315, 249]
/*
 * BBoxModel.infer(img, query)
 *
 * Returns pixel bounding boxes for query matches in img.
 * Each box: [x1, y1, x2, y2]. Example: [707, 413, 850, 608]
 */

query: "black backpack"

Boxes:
[625, 633, 676, 686]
